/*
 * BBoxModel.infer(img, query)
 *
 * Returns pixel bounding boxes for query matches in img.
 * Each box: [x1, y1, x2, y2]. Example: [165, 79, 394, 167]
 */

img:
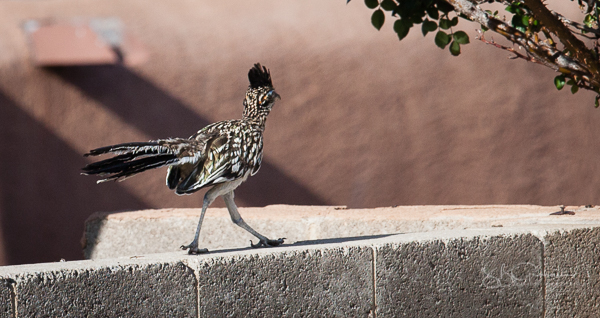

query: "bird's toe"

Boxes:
[181, 244, 209, 254]
[251, 238, 285, 248]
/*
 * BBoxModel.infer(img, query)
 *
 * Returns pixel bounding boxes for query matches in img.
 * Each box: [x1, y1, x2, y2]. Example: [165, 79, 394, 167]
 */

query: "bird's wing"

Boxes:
[159, 135, 211, 189]
[172, 121, 250, 194]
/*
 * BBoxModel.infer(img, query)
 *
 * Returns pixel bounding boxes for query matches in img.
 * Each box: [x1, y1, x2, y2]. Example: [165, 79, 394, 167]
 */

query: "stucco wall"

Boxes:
[0, 0, 599, 264]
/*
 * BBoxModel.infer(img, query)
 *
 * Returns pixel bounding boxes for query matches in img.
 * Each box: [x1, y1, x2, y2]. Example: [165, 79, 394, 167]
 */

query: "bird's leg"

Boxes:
[223, 191, 285, 248]
[181, 189, 217, 254]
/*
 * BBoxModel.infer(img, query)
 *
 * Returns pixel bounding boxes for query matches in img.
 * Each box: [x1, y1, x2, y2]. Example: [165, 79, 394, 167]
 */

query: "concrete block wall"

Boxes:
[84, 205, 599, 259]
[1, 218, 600, 316]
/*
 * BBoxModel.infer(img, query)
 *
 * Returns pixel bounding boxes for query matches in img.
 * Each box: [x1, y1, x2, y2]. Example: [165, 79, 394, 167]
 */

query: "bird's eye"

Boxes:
[262, 91, 275, 102]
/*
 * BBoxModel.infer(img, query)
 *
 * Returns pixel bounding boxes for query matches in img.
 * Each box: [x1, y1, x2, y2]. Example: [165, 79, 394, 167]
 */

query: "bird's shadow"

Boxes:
[291, 233, 399, 245]
[202, 233, 400, 255]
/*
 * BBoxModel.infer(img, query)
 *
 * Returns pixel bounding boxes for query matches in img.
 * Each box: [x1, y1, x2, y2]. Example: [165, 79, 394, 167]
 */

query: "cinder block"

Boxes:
[12, 261, 197, 317]
[193, 246, 374, 317]
[375, 232, 544, 317]
[0, 279, 13, 318]
[544, 227, 600, 317]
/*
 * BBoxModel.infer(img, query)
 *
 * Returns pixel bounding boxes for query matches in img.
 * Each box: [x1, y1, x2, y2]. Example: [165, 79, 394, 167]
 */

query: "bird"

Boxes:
[82, 63, 284, 254]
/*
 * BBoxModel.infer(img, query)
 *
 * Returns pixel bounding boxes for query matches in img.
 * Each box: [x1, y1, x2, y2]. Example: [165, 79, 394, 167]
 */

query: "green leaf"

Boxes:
[529, 18, 541, 32]
[410, 15, 423, 24]
[365, 0, 379, 9]
[452, 31, 469, 44]
[595, 96, 599, 108]
[449, 40, 461, 56]
[451, 16, 459, 26]
[422, 20, 438, 36]
[511, 15, 527, 32]
[380, 0, 396, 11]
[437, 1, 454, 14]
[584, 14, 596, 28]
[371, 9, 385, 30]
[554, 75, 565, 90]
[505, 3, 524, 15]
[571, 84, 579, 94]
[435, 30, 451, 49]
[439, 18, 451, 30]
[426, 6, 439, 20]
[394, 19, 411, 40]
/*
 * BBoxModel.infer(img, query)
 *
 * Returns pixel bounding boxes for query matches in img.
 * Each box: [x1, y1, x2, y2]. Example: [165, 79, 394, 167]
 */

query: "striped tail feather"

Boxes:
[84, 141, 172, 157]
[82, 141, 182, 183]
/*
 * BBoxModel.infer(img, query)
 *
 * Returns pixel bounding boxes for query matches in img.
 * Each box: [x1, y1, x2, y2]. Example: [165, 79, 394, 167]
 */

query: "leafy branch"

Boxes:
[364, 0, 471, 55]
[349, 0, 600, 107]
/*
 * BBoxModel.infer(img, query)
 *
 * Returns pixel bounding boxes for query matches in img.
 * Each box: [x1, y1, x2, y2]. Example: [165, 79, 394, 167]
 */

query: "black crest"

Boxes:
[248, 63, 273, 89]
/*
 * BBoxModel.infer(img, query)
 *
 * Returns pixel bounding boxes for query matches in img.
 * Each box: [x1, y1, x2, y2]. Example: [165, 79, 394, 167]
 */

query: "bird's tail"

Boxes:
[82, 140, 183, 183]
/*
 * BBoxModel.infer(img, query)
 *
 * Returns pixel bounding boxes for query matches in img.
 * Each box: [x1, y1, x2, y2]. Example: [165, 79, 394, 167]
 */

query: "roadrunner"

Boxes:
[82, 63, 284, 254]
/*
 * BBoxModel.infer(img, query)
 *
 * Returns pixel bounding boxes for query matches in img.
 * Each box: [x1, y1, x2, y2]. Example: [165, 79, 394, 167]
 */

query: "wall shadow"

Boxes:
[0, 91, 149, 265]
[49, 65, 327, 206]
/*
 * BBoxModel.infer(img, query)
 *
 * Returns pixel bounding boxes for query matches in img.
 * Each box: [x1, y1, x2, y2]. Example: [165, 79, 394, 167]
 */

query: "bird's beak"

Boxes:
[272, 90, 281, 100]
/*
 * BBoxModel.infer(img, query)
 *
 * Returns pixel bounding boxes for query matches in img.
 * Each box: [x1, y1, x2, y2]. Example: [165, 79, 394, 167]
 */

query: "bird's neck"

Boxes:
[243, 112, 269, 131]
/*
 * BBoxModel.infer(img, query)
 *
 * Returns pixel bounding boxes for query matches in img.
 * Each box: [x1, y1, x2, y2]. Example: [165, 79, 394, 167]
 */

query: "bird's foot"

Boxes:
[250, 238, 285, 248]
[180, 243, 209, 255]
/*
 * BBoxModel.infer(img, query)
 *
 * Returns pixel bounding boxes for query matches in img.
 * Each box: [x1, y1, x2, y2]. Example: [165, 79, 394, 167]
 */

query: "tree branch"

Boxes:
[553, 11, 600, 38]
[523, 0, 599, 80]
[476, 30, 546, 66]
[445, 0, 595, 86]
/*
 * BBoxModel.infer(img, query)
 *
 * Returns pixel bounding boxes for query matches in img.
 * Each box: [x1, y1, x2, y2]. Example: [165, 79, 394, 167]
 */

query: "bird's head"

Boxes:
[243, 63, 280, 119]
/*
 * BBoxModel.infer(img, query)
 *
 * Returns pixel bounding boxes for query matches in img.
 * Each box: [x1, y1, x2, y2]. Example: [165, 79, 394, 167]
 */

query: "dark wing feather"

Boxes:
[166, 165, 181, 190]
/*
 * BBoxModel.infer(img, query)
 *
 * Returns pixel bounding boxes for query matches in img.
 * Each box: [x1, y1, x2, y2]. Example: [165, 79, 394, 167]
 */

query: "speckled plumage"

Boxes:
[82, 63, 284, 254]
